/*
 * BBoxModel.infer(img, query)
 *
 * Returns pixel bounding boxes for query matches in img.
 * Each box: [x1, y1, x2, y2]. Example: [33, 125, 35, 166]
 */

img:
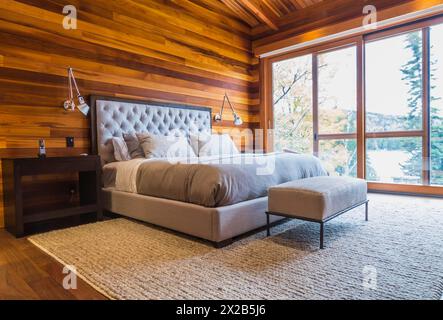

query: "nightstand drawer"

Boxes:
[12, 157, 99, 176]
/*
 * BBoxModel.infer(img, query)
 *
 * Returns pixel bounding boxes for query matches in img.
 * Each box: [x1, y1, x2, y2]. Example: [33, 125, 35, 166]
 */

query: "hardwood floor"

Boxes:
[0, 228, 106, 300]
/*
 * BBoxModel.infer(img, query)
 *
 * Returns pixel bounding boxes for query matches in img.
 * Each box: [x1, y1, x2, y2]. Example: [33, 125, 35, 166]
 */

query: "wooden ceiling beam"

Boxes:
[220, 0, 260, 27]
[237, 0, 280, 30]
[272, 0, 291, 14]
[287, 0, 303, 10]
[252, 0, 417, 39]
[262, 0, 285, 17]
[253, 0, 443, 56]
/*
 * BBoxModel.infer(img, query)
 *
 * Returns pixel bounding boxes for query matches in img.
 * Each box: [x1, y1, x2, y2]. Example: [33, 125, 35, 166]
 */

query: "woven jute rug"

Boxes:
[28, 194, 443, 300]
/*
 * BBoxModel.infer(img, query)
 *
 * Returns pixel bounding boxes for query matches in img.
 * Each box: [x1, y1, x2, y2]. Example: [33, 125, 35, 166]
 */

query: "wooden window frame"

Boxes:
[364, 26, 427, 187]
[262, 14, 443, 197]
[265, 37, 360, 154]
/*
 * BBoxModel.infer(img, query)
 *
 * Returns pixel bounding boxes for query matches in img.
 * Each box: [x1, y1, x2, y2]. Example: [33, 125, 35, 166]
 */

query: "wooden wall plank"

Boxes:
[0, 0, 258, 227]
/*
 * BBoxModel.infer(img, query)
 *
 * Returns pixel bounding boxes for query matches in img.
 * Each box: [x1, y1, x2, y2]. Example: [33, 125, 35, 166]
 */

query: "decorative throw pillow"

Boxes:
[137, 133, 196, 159]
[123, 133, 144, 159]
[189, 133, 201, 156]
[197, 133, 240, 157]
[112, 137, 131, 161]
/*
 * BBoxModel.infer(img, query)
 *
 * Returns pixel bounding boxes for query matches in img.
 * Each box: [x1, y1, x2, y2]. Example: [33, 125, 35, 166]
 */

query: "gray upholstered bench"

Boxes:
[266, 176, 368, 249]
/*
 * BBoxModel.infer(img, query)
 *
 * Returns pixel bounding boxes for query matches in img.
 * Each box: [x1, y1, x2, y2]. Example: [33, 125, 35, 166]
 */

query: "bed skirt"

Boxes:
[102, 188, 282, 244]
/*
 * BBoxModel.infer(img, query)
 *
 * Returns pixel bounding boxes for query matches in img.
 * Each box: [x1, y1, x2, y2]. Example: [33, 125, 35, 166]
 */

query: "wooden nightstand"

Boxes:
[2, 155, 103, 237]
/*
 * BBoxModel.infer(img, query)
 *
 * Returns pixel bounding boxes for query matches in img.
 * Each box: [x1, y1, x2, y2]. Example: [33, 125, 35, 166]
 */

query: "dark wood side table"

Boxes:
[2, 155, 103, 237]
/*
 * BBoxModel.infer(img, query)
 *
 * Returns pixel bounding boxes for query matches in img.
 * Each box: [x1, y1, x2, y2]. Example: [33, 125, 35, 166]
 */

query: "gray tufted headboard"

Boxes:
[90, 96, 212, 164]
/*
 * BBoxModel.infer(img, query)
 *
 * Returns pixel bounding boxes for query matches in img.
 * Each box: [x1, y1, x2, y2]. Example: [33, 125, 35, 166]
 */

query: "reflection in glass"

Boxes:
[272, 54, 313, 153]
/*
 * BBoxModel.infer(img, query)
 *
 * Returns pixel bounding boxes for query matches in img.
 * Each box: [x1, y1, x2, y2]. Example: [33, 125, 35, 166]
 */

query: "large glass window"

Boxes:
[365, 30, 424, 184]
[272, 47, 357, 176]
[317, 46, 357, 176]
[430, 24, 443, 186]
[366, 137, 422, 184]
[366, 31, 423, 132]
[269, 17, 443, 193]
[318, 46, 357, 134]
[272, 54, 313, 154]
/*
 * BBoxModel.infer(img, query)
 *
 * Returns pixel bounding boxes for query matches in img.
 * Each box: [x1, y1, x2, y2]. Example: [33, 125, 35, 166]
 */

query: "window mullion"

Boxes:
[312, 53, 319, 156]
[422, 27, 431, 185]
[357, 37, 365, 180]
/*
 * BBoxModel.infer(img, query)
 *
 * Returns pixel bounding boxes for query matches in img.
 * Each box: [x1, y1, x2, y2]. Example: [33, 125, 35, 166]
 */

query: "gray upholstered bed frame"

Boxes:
[90, 96, 281, 247]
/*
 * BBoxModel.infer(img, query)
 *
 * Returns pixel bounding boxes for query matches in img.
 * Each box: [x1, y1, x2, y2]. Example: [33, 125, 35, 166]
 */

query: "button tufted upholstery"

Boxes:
[96, 100, 211, 164]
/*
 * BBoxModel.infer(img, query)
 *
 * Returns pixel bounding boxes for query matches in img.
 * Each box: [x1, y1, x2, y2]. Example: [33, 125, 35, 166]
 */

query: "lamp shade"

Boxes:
[233, 113, 243, 126]
[213, 113, 222, 122]
[77, 95, 90, 116]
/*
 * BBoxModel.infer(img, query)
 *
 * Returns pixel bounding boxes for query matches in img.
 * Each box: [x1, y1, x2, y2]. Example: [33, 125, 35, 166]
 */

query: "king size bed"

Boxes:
[91, 96, 328, 247]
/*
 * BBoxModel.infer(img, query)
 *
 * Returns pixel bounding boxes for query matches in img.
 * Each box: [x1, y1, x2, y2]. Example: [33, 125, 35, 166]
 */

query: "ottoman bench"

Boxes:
[267, 176, 368, 249]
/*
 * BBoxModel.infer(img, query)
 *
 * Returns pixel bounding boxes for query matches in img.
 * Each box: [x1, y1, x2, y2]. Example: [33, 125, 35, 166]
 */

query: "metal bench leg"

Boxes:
[320, 222, 324, 249]
[266, 213, 271, 236]
[365, 201, 369, 221]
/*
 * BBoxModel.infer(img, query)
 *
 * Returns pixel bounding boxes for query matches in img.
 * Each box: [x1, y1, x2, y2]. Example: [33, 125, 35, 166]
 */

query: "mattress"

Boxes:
[102, 153, 328, 207]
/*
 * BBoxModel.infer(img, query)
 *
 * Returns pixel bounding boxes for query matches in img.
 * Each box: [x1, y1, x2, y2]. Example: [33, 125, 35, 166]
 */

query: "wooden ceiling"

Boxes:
[219, 0, 324, 30]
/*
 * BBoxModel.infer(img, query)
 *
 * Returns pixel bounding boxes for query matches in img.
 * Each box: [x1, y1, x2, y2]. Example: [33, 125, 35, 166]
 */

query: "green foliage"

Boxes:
[273, 58, 314, 154]
[401, 32, 423, 129]
[400, 32, 443, 184]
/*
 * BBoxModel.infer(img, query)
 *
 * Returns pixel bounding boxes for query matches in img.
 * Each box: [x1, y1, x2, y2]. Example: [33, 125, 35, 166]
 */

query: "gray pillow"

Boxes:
[137, 133, 196, 159]
[112, 137, 131, 161]
[123, 133, 144, 159]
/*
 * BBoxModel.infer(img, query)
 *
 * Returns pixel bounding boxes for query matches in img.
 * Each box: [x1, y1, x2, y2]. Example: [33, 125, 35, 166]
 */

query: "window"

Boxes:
[267, 16, 443, 195]
[366, 137, 422, 184]
[272, 54, 313, 154]
[430, 24, 443, 186]
[365, 31, 424, 184]
[366, 32, 423, 132]
[318, 46, 357, 134]
[271, 45, 357, 176]
[317, 45, 357, 176]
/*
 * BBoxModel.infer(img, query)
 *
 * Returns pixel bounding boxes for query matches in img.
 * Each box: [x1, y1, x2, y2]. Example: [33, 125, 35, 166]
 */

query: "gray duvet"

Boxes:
[135, 153, 328, 207]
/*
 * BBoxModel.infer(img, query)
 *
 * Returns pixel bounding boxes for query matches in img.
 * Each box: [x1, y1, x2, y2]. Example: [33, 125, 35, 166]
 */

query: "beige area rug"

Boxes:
[28, 194, 443, 300]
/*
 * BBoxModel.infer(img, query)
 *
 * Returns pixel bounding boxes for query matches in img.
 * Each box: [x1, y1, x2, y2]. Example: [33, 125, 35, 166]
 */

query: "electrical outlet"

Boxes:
[66, 136, 75, 148]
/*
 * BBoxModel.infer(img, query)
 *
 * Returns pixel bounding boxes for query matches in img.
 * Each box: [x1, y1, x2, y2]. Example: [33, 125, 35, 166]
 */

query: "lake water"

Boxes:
[367, 150, 416, 182]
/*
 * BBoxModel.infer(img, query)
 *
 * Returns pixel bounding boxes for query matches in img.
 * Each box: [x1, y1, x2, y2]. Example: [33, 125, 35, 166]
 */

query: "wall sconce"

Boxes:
[63, 67, 90, 116]
[214, 93, 243, 126]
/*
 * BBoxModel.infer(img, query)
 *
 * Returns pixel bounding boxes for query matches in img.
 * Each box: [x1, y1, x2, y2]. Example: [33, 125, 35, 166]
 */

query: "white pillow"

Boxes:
[112, 137, 131, 161]
[194, 133, 240, 157]
[137, 133, 196, 159]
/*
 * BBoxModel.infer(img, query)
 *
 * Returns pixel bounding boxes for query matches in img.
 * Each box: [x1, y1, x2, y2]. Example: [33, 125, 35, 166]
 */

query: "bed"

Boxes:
[91, 96, 328, 247]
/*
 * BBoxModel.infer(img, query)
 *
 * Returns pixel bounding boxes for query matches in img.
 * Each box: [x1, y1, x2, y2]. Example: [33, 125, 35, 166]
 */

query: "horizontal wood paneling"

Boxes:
[0, 0, 258, 227]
